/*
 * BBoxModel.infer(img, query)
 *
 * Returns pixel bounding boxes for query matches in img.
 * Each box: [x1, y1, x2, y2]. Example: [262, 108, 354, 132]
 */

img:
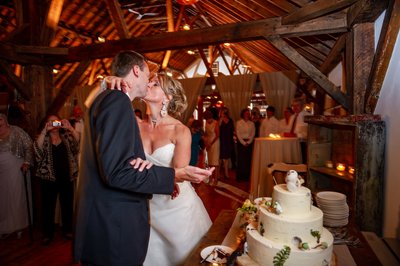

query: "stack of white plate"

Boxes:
[315, 191, 349, 227]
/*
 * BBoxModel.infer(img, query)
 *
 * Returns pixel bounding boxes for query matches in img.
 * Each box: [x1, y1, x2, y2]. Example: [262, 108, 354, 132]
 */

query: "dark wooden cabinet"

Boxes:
[305, 115, 385, 235]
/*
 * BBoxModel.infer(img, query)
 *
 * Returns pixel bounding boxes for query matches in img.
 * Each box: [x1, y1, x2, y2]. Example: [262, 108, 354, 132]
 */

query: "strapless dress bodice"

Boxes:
[145, 143, 175, 168]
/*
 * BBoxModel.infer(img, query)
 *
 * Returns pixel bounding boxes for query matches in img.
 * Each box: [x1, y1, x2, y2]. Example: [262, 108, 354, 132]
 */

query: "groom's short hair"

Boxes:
[111, 50, 147, 77]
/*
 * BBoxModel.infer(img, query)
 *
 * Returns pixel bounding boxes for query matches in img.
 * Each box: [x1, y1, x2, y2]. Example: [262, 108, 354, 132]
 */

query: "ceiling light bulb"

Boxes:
[166, 72, 173, 77]
[223, 43, 231, 47]
[187, 50, 195, 55]
[183, 24, 190, 30]
[97, 36, 106, 43]
[52, 69, 59, 74]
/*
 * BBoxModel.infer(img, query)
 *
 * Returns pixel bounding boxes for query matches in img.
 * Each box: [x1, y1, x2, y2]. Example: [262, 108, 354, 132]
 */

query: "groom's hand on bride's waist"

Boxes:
[130, 158, 154, 171]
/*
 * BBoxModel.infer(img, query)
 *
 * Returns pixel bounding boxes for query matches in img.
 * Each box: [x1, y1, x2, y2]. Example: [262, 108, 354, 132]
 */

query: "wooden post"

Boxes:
[345, 23, 374, 114]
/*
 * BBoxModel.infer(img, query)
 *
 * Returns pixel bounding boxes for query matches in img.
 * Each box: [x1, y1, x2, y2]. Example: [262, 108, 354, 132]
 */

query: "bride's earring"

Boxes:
[160, 101, 168, 117]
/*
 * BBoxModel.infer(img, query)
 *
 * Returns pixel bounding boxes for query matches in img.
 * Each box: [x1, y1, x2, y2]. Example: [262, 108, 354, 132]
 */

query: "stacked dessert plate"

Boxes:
[315, 191, 349, 227]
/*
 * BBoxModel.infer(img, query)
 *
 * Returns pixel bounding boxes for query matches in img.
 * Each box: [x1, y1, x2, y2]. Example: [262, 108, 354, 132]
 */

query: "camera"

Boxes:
[52, 120, 62, 127]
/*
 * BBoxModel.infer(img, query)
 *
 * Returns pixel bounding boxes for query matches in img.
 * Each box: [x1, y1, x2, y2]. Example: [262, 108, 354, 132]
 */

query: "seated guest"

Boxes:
[259, 106, 280, 137]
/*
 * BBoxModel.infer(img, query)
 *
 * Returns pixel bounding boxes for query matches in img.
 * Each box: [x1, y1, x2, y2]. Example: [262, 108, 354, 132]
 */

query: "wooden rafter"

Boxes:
[266, 36, 349, 110]
[105, 0, 131, 39]
[319, 33, 347, 74]
[197, 47, 216, 84]
[45, 60, 91, 117]
[365, 0, 400, 113]
[217, 46, 233, 75]
[0, 59, 31, 100]
[33, 13, 348, 65]
[162, 0, 174, 69]
[282, 0, 357, 25]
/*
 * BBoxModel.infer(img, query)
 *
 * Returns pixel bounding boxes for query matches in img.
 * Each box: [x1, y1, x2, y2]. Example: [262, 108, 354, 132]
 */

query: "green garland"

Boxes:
[273, 246, 291, 266]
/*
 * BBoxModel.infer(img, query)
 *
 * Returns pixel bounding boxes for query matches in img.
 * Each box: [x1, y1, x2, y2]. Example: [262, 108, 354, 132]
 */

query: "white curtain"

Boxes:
[215, 74, 257, 123]
[179, 77, 207, 124]
[259, 71, 299, 119]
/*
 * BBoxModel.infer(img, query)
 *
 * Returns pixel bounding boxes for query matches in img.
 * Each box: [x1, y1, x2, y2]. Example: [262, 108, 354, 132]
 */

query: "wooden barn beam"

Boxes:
[217, 46, 234, 75]
[319, 33, 348, 74]
[45, 60, 91, 117]
[197, 48, 216, 84]
[365, 0, 400, 113]
[282, 0, 357, 25]
[0, 59, 31, 100]
[14, 45, 69, 55]
[105, 0, 131, 39]
[14, 13, 347, 65]
[347, 0, 388, 26]
[266, 36, 350, 110]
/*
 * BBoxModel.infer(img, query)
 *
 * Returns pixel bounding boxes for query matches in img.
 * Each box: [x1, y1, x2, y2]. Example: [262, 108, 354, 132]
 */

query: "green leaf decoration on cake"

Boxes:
[299, 242, 310, 250]
[310, 229, 321, 243]
[273, 245, 291, 266]
[260, 222, 265, 236]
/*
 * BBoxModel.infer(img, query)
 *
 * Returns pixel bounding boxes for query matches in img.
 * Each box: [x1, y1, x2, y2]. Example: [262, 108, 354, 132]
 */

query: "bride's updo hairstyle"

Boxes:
[157, 72, 188, 118]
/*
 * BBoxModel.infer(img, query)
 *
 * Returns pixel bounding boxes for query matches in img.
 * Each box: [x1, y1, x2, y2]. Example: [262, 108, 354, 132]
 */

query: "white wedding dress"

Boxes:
[143, 143, 212, 266]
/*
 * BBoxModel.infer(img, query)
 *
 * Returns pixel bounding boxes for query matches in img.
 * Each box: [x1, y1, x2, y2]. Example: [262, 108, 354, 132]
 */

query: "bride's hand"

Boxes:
[171, 183, 180, 200]
[104, 76, 130, 93]
[175, 165, 215, 183]
[130, 158, 153, 172]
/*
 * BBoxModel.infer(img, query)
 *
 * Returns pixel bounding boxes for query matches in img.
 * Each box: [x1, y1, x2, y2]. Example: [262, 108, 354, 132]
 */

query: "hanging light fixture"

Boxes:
[177, 0, 199, 5]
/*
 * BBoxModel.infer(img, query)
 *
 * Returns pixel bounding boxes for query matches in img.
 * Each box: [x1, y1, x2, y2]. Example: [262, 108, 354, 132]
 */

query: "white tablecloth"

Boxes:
[249, 137, 302, 199]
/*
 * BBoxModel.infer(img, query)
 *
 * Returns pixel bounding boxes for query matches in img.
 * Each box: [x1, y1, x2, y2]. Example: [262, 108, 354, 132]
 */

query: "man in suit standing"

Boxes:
[73, 50, 213, 266]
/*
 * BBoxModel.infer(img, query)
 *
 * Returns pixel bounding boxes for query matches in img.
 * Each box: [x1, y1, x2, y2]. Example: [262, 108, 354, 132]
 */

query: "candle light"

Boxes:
[348, 166, 355, 174]
[336, 163, 346, 171]
[325, 160, 333, 168]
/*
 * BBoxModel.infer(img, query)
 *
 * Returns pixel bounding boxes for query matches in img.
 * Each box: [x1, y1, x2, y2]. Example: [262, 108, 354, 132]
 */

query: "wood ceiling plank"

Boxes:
[282, 0, 357, 25]
[105, 0, 131, 39]
[365, 0, 400, 113]
[266, 36, 349, 109]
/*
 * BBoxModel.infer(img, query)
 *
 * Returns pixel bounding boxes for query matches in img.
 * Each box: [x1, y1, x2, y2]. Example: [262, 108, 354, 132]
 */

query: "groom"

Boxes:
[73, 50, 213, 266]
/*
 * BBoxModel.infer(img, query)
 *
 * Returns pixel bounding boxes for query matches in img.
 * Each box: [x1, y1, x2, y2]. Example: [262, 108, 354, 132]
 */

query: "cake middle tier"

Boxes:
[259, 205, 324, 244]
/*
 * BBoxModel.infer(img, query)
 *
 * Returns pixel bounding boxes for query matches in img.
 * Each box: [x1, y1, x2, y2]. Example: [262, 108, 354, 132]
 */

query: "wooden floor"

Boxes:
[0, 169, 249, 266]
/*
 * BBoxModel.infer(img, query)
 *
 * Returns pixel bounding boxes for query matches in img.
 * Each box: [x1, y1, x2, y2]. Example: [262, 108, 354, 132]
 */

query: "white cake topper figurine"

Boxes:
[285, 170, 304, 192]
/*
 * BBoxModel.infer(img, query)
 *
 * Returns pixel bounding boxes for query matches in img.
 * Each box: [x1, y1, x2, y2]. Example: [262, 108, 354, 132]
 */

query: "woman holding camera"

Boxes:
[34, 115, 79, 245]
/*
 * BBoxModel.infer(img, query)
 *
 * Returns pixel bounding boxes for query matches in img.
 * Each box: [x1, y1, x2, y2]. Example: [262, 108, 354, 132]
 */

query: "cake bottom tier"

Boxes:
[246, 223, 334, 266]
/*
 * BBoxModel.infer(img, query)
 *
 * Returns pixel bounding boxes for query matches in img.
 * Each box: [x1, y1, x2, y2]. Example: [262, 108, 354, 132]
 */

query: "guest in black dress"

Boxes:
[219, 107, 235, 179]
[34, 115, 80, 245]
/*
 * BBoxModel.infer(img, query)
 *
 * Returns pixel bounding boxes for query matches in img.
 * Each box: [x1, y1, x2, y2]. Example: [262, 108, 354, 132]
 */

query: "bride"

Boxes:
[139, 72, 212, 265]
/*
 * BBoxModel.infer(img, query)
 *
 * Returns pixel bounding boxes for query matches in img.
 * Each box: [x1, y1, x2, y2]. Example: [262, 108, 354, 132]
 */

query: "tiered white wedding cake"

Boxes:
[246, 170, 334, 266]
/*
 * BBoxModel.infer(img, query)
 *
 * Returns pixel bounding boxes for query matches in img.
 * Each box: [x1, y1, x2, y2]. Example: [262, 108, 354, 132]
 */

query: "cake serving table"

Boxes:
[183, 209, 382, 265]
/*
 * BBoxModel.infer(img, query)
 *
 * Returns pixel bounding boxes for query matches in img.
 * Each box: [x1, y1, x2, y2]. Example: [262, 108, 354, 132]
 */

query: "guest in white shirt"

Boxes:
[279, 107, 294, 134]
[283, 98, 310, 163]
[235, 108, 255, 181]
[259, 106, 280, 137]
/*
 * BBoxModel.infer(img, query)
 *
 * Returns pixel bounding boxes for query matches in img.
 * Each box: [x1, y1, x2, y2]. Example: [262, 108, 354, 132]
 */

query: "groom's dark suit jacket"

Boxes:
[73, 90, 175, 266]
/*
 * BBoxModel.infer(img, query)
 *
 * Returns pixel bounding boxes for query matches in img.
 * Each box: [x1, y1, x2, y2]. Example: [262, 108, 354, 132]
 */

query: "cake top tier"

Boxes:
[272, 184, 312, 217]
